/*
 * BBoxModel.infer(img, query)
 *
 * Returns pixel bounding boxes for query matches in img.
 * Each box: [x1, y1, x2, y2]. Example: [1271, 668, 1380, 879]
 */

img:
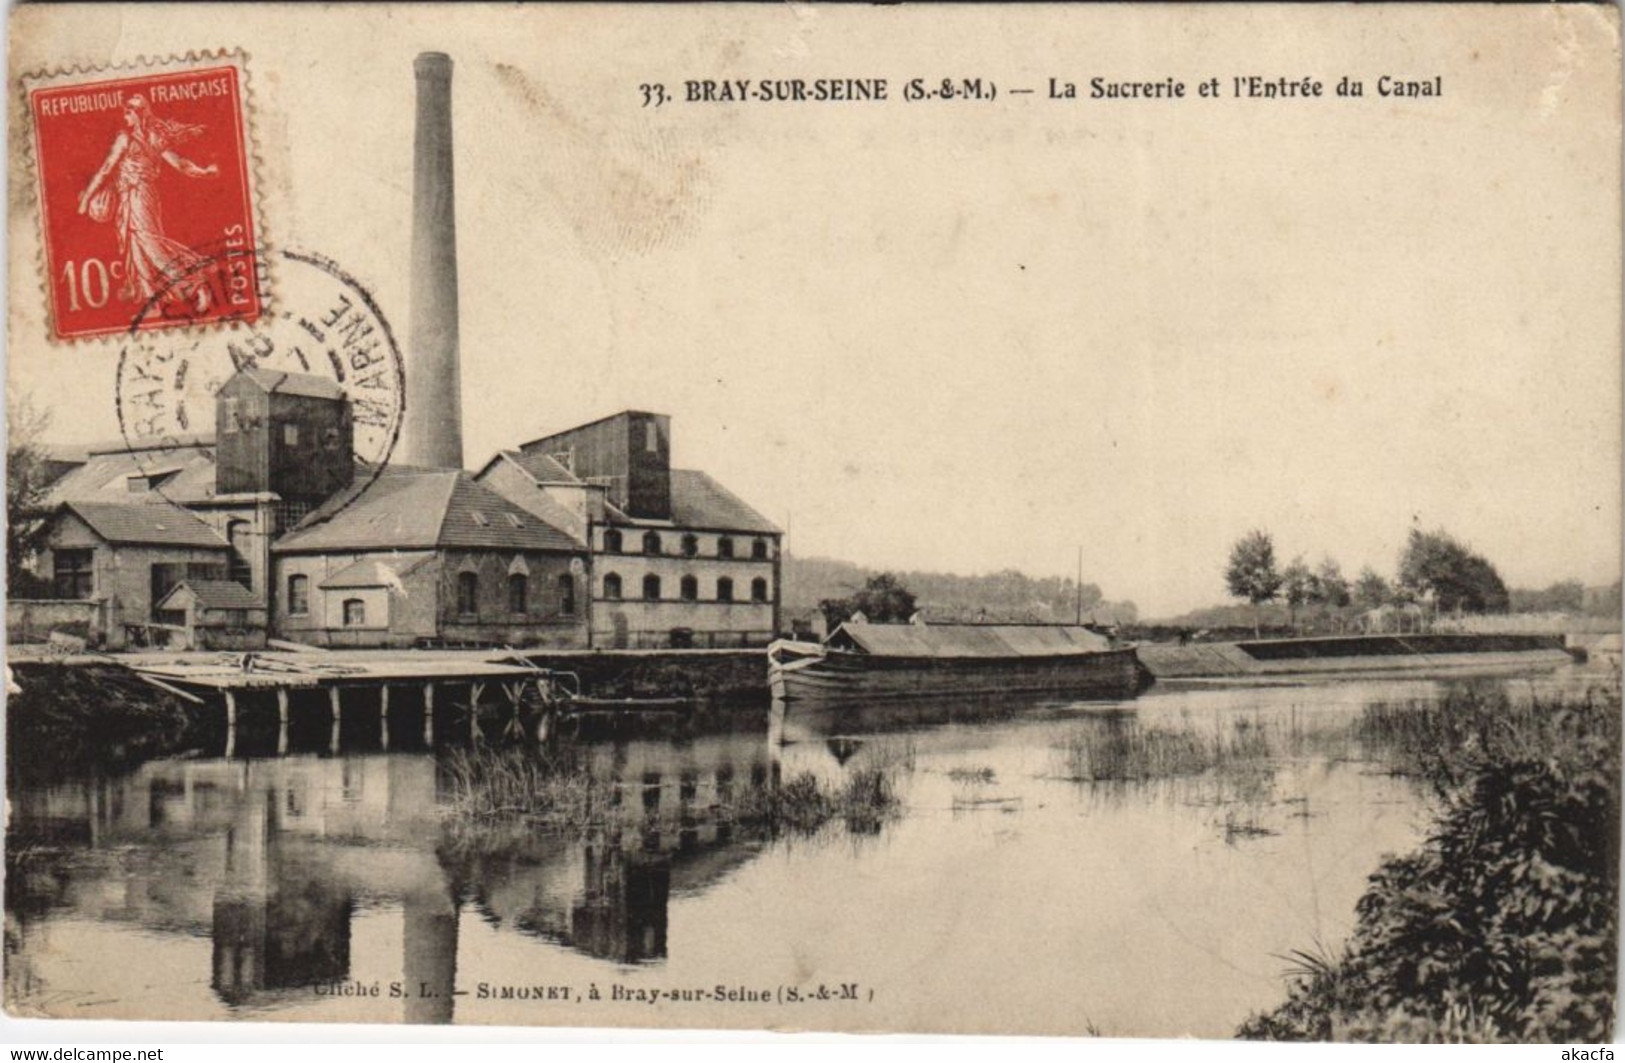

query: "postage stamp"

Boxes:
[21, 52, 262, 340]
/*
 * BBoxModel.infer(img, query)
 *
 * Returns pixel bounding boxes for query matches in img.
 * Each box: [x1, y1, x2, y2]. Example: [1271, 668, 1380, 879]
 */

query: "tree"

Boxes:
[1353, 567, 1390, 611]
[1316, 558, 1352, 610]
[1397, 527, 1509, 615]
[1225, 530, 1283, 636]
[820, 572, 918, 628]
[1282, 555, 1316, 632]
[7, 394, 55, 596]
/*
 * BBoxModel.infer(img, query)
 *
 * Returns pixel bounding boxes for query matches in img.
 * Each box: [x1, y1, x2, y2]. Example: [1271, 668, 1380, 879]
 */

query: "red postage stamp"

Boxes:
[22, 54, 262, 340]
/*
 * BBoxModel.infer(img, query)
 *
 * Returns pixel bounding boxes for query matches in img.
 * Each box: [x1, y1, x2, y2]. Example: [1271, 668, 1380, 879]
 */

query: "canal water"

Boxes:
[1, 669, 1591, 1036]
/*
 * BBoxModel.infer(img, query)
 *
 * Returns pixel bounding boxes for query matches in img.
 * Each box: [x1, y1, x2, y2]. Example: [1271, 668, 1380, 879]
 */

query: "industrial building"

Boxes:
[13, 51, 779, 653]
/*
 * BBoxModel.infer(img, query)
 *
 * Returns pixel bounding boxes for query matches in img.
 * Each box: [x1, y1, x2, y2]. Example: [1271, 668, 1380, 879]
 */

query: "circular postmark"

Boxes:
[115, 245, 405, 520]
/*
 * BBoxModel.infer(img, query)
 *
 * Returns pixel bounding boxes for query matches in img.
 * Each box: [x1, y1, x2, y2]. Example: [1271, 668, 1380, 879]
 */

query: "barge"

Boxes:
[768, 619, 1143, 704]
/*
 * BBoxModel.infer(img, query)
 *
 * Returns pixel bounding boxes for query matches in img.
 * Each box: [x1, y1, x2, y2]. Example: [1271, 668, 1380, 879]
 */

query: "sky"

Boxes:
[8, 4, 1621, 617]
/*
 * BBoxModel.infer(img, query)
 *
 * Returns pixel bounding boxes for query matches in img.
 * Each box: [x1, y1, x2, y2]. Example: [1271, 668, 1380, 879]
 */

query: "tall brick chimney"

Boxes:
[403, 51, 464, 470]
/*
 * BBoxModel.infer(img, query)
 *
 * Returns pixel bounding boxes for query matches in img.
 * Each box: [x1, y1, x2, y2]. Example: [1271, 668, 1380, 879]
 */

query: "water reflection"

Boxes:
[5, 669, 1601, 1033]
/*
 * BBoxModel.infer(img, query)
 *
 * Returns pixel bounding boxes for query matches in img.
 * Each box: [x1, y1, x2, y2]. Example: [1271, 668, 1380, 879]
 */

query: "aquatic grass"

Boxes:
[1240, 684, 1621, 1042]
[947, 765, 997, 784]
[1056, 714, 1282, 782]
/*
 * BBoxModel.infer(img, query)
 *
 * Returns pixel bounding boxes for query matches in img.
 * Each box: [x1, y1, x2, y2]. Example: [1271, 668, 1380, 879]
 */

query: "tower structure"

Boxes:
[403, 51, 464, 469]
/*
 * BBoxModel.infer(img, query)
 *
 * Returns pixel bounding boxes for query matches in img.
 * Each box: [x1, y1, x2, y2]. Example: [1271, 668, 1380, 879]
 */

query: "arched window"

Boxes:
[751, 538, 769, 560]
[287, 574, 309, 616]
[457, 571, 479, 616]
[717, 536, 734, 559]
[680, 575, 698, 601]
[604, 528, 623, 553]
[227, 519, 252, 587]
[717, 577, 734, 602]
[342, 598, 366, 627]
[558, 573, 576, 615]
[642, 531, 662, 555]
[603, 573, 622, 600]
[681, 533, 699, 557]
[507, 573, 528, 614]
[643, 573, 662, 601]
[751, 577, 769, 603]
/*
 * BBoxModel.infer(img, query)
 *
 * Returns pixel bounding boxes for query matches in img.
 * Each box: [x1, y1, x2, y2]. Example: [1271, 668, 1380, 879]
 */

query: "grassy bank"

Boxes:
[1238, 684, 1620, 1042]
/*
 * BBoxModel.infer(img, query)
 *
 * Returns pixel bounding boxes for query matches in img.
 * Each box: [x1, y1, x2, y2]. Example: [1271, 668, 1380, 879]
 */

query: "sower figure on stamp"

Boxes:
[76, 94, 218, 311]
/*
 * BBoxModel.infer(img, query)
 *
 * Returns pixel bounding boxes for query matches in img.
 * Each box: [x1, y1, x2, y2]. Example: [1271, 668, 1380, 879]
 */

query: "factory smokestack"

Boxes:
[403, 51, 464, 469]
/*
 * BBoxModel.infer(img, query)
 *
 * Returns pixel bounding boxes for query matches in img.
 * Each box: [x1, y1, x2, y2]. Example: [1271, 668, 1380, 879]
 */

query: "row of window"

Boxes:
[287, 572, 577, 623]
[602, 573, 769, 603]
[602, 530, 771, 560]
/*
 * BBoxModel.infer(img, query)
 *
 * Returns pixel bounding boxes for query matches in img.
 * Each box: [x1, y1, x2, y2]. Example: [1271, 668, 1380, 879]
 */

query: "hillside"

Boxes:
[781, 555, 1138, 626]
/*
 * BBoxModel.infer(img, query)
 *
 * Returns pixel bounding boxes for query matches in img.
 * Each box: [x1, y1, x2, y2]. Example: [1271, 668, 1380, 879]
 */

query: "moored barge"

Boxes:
[768, 619, 1143, 704]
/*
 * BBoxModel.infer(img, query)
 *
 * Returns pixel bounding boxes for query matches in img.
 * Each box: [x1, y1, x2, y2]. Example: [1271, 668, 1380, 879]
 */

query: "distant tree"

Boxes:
[1225, 530, 1284, 637]
[820, 572, 918, 628]
[1353, 567, 1391, 612]
[1398, 527, 1509, 615]
[1510, 580, 1587, 615]
[7, 394, 55, 596]
[1282, 556, 1317, 631]
[1315, 558, 1352, 610]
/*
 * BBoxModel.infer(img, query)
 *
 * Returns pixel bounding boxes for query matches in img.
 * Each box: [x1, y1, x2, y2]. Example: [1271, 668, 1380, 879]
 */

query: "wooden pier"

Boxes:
[125, 649, 582, 755]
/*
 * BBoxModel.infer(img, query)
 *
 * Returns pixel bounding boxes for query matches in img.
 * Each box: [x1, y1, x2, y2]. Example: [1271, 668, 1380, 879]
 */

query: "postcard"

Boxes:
[5, 2, 1621, 1042]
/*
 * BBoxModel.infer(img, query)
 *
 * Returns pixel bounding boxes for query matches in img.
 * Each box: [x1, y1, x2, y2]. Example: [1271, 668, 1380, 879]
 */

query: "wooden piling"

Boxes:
[423, 683, 435, 746]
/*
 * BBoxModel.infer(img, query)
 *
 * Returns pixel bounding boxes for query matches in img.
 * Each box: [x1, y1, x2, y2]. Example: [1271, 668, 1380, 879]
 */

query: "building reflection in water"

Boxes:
[6, 717, 788, 1022]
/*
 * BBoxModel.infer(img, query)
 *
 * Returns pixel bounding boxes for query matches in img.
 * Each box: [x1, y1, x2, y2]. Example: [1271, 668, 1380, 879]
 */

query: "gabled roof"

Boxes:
[45, 447, 219, 506]
[669, 469, 779, 534]
[828, 622, 1112, 658]
[501, 448, 580, 484]
[319, 552, 437, 589]
[237, 368, 347, 401]
[273, 468, 580, 554]
[61, 502, 230, 548]
[158, 579, 261, 611]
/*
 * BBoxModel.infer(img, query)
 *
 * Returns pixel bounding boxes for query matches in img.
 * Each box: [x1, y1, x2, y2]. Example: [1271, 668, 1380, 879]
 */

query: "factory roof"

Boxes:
[157, 579, 262, 612]
[501, 449, 580, 484]
[605, 469, 780, 534]
[45, 447, 220, 506]
[235, 368, 348, 401]
[60, 501, 230, 548]
[274, 467, 580, 554]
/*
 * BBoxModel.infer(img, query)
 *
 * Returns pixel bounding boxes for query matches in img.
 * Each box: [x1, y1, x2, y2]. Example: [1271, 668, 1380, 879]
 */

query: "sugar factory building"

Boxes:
[20, 53, 781, 652]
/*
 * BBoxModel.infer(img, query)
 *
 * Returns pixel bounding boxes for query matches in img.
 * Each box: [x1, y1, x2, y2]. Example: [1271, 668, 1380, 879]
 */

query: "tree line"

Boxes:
[1224, 527, 1514, 635]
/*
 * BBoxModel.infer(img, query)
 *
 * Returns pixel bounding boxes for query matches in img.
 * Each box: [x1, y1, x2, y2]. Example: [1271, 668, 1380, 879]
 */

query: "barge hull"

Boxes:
[770, 646, 1143, 704]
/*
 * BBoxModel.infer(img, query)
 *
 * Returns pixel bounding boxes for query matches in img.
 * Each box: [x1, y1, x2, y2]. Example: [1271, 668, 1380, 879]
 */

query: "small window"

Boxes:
[751, 538, 769, 560]
[342, 598, 366, 627]
[287, 574, 309, 616]
[604, 529, 623, 553]
[643, 574, 662, 601]
[717, 537, 734, 559]
[559, 573, 576, 616]
[53, 549, 94, 600]
[470, 511, 489, 527]
[505, 512, 524, 528]
[751, 577, 769, 603]
[680, 575, 698, 601]
[283, 423, 300, 446]
[681, 534, 698, 558]
[642, 531, 662, 555]
[645, 421, 658, 453]
[227, 520, 252, 589]
[457, 571, 479, 616]
[717, 577, 734, 603]
[603, 572, 622, 600]
[507, 572, 528, 614]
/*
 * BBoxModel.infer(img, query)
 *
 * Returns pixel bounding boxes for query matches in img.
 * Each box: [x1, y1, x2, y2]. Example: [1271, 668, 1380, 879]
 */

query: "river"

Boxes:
[2, 668, 1591, 1036]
